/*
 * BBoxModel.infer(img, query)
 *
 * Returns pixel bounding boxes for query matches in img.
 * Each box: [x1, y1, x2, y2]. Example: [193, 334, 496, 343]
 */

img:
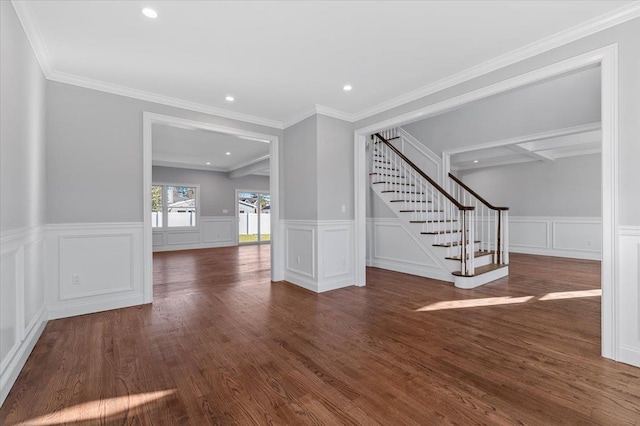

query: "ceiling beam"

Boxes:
[228, 158, 270, 179]
[507, 143, 555, 162]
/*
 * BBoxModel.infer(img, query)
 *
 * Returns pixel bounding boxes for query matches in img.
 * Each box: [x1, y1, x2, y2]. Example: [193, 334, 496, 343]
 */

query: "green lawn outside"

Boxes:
[239, 234, 271, 243]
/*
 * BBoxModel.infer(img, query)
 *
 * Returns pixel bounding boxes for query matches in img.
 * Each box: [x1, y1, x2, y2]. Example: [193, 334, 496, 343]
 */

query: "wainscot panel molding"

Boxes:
[282, 220, 355, 293]
[366, 218, 453, 283]
[152, 216, 236, 252]
[618, 226, 640, 367]
[45, 222, 145, 320]
[508, 216, 602, 260]
[0, 226, 47, 406]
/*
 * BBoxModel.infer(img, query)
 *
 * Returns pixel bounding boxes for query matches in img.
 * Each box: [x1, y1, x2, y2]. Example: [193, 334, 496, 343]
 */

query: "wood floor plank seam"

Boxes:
[2, 246, 639, 425]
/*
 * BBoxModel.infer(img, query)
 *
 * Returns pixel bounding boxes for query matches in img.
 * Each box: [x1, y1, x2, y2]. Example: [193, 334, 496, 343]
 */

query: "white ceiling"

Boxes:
[152, 124, 270, 175]
[450, 124, 602, 170]
[14, 1, 637, 127]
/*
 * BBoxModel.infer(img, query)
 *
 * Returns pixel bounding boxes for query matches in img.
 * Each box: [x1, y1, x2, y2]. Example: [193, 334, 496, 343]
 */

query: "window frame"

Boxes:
[152, 182, 201, 230]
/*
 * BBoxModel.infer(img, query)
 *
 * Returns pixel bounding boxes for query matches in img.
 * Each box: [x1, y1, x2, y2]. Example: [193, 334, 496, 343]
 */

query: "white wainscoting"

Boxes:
[508, 216, 602, 260]
[283, 220, 354, 293]
[366, 217, 452, 282]
[618, 226, 640, 367]
[45, 223, 145, 320]
[152, 216, 236, 252]
[0, 226, 47, 405]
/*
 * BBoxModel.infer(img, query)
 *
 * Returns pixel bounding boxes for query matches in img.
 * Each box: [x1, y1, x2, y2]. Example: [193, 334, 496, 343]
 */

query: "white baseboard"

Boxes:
[367, 258, 452, 283]
[282, 220, 355, 293]
[47, 294, 146, 320]
[152, 240, 236, 252]
[283, 271, 318, 293]
[0, 308, 47, 406]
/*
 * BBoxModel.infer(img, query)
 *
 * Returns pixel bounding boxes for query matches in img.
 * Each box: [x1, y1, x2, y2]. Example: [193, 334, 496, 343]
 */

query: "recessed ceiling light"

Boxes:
[473, 160, 479, 163]
[225, 152, 231, 156]
[225, 96, 234, 102]
[206, 162, 211, 165]
[142, 8, 158, 19]
[343, 85, 352, 91]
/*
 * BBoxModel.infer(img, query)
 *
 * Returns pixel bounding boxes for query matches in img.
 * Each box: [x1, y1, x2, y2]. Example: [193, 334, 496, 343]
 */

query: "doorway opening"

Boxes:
[143, 113, 283, 304]
[237, 191, 271, 244]
[353, 45, 618, 361]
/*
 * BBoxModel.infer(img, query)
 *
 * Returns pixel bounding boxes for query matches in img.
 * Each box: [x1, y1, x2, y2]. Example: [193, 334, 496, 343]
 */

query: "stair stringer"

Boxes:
[370, 188, 457, 283]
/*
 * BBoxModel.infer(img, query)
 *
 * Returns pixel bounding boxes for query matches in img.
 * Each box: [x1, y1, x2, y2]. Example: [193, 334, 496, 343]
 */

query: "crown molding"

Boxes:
[314, 105, 355, 123]
[228, 154, 271, 172]
[282, 104, 355, 129]
[351, 2, 640, 122]
[11, 0, 54, 76]
[12, 1, 640, 130]
[47, 70, 284, 129]
[152, 160, 228, 173]
[11, 1, 283, 130]
[282, 106, 318, 129]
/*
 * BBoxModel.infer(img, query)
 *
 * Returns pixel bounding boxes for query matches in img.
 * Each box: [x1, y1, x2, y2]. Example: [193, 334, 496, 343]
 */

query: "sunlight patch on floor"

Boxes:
[416, 296, 535, 311]
[538, 289, 602, 300]
[416, 289, 601, 311]
[17, 389, 176, 425]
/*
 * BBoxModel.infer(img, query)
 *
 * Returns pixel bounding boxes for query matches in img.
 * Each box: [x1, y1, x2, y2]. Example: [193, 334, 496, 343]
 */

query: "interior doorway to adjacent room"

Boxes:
[237, 191, 271, 244]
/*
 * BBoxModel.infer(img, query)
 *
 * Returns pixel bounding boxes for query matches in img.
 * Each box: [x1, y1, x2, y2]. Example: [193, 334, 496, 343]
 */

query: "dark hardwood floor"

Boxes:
[2, 246, 639, 425]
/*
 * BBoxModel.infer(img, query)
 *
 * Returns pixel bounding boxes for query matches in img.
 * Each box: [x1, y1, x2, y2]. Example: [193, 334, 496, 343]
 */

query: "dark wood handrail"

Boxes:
[374, 133, 473, 211]
[448, 173, 509, 211]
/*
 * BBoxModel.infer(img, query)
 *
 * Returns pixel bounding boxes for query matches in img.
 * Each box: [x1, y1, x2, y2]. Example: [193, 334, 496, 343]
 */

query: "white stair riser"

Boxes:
[443, 253, 493, 270]
[454, 266, 509, 289]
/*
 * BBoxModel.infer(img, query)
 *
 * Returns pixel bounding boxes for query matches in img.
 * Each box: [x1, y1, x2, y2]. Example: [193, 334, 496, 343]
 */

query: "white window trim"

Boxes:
[152, 182, 201, 231]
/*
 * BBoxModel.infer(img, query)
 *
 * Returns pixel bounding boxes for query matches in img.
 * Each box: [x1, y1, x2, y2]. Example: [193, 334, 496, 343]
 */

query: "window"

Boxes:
[152, 184, 198, 228]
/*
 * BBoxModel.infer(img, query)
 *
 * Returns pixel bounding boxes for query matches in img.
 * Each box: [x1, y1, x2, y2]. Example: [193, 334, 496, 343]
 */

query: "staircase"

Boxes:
[370, 129, 509, 289]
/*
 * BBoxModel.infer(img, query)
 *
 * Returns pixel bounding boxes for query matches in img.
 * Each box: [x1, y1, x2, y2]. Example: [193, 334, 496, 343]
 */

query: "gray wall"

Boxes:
[402, 66, 601, 155]
[152, 166, 269, 217]
[282, 115, 318, 220]
[282, 114, 355, 221]
[1, 2, 47, 233]
[356, 18, 640, 226]
[45, 82, 283, 224]
[458, 154, 601, 217]
[317, 115, 354, 220]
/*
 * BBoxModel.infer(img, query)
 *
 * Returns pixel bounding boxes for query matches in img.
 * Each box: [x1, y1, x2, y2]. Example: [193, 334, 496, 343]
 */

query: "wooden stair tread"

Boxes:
[452, 263, 507, 277]
[369, 173, 404, 178]
[433, 240, 480, 247]
[372, 182, 415, 186]
[400, 209, 443, 213]
[381, 190, 425, 194]
[421, 229, 462, 235]
[446, 250, 494, 260]
[410, 219, 457, 223]
[390, 199, 432, 203]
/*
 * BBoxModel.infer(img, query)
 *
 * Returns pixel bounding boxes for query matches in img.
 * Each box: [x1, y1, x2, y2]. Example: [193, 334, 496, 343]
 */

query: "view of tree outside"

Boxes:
[238, 192, 270, 243]
[152, 184, 197, 228]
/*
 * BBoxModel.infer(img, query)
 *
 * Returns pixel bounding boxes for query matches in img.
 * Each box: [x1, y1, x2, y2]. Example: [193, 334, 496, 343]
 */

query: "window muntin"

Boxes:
[152, 184, 198, 228]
